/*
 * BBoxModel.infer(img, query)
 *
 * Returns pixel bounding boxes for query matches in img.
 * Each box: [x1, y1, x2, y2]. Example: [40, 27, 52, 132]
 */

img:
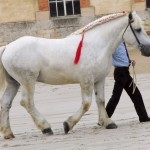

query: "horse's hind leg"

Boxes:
[0, 77, 20, 139]
[20, 82, 53, 135]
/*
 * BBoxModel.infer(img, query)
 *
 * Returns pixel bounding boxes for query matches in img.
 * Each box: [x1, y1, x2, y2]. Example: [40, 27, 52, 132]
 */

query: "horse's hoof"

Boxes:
[97, 123, 102, 126]
[63, 121, 70, 134]
[106, 123, 118, 129]
[4, 133, 15, 139]
[42, 128, 53, 135]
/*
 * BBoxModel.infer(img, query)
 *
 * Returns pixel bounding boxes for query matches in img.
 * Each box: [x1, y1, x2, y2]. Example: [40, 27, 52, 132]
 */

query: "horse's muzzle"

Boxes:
[140, 44, 150, 57]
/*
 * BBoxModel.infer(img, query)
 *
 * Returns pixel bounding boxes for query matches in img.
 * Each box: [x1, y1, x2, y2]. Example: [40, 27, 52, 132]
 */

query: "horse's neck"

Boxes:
[85, 15, 128, 56]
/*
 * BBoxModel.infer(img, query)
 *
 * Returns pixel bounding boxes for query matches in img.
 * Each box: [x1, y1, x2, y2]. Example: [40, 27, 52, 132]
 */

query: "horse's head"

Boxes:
[123, 11, 150, 57]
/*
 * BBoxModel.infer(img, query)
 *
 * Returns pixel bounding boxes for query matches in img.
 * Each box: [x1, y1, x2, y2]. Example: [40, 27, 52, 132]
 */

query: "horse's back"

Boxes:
[2, 36, 75, 66]
[1, 36, 81, 85]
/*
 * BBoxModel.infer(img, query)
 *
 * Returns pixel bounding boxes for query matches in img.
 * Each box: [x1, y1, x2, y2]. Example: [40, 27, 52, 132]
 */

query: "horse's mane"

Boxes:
[72, 12, 127, 35]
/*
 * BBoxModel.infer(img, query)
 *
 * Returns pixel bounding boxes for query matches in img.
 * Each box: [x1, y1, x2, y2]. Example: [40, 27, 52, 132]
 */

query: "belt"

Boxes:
[115, 66, 129, 69]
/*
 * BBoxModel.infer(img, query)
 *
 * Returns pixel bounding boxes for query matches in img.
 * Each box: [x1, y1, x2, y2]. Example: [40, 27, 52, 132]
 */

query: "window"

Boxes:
[49, 0, 81, 17]
[146, 0, 150, 8]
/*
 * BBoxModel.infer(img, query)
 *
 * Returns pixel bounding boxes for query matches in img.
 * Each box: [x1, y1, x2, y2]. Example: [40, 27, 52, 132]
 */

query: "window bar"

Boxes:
[72, 0, 74, 15]
[56, 0, 58, 16]
[64, 0, 67, 16]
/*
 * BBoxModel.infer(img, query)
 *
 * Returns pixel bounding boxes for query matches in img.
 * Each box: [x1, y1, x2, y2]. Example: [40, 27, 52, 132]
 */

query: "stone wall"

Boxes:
[0, 16, 95, 46]
[139, 10, 150, 34]
[90, 0, 146, 15]
[0, 0, 37, 23]
[0, 10, 150, 46]
[0, 0, 146, 23]
[0, 0, 149, 46]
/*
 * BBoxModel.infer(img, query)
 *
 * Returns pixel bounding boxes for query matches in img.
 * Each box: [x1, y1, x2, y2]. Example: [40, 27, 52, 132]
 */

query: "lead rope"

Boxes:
[129, 62, 137, 94]
[123, 42, 137, 94]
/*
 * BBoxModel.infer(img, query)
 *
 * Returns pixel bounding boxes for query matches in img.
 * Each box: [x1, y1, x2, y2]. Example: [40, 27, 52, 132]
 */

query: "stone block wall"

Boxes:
[0, 16, 95, 46]
[138, 10, 150, 34]
[0, 0, 149, 46]
[0, 0, 37, 23]
[0, 11, 150, 47]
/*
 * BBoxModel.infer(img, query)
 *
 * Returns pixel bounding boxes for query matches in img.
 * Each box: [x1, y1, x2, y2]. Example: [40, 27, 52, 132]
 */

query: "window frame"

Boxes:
[146, 0, 150, 8]
[49, 0, 81, 17]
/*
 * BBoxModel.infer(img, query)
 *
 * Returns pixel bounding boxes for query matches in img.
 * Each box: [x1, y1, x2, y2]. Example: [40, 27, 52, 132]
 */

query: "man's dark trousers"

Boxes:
[106, 67, 149, 122]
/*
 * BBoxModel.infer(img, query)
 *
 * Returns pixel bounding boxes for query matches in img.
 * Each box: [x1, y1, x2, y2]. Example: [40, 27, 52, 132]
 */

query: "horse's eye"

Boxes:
[135, 28, 141, 33]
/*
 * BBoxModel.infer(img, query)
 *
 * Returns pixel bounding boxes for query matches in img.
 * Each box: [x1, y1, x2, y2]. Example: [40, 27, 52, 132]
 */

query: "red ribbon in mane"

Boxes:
[74, 31, 84, 64]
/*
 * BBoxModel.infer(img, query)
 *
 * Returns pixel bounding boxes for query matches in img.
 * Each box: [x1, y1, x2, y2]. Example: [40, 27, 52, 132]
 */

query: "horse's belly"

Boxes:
[38, 77, 77, 85]
[37, 70, 78, 85]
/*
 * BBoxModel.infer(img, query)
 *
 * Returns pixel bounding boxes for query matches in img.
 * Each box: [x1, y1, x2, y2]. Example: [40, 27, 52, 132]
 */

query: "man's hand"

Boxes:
[131, 60, 136, 67]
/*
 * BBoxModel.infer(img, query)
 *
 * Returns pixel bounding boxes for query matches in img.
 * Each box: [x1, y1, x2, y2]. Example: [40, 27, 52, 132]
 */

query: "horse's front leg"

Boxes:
[94, 79, 117, 129]
[63, 81, 94, 134]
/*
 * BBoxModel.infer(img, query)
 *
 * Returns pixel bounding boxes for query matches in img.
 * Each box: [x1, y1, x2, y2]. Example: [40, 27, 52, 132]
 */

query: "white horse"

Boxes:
[0, 11, 150, 139]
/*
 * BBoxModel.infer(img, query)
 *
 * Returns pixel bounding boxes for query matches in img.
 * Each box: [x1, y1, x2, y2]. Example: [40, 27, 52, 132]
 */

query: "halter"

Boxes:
[122, 12, 144, 51]
[122, 12, 142, 94]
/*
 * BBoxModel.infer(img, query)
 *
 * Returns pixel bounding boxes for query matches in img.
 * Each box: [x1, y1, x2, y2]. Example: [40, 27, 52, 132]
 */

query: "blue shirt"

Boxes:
[112, 42, 130, 67]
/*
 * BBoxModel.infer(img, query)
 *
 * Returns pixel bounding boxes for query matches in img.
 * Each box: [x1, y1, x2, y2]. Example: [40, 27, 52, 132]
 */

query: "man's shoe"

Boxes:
[139, 117, 150, 122]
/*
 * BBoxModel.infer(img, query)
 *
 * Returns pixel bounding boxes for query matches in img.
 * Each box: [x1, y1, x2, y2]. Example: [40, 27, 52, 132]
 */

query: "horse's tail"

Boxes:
[0, 46, 7, 91]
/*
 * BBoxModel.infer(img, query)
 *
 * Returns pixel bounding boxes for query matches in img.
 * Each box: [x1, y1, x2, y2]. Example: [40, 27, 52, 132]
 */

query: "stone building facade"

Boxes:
[0, 0, 149, 46]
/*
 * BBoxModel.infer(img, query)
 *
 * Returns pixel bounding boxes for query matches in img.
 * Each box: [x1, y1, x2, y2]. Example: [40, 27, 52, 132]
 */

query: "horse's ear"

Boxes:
[129, 12, 134, 23]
